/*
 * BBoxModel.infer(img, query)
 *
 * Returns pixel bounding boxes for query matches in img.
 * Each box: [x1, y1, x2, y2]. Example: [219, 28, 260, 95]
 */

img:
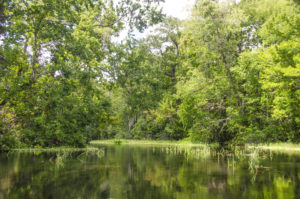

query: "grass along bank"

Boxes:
[247, 143, 300, 152]
[90, 140, 300, 153]
[4, 140, 299, 153]
[90, 139, 211, 147]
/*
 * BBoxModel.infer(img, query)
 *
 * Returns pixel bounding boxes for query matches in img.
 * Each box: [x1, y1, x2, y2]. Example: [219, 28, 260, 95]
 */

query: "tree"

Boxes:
[0, 0, 164, 148]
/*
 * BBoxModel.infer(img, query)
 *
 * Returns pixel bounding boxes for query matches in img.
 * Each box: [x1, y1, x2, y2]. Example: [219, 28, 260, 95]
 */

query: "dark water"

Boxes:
[0, 145, 300, 199]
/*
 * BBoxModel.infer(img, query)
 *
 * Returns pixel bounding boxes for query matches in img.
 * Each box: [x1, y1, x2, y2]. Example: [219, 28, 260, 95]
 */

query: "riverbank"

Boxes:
[3, 140, 300, 153]
[90, 139, 300, 153]
[247, 143, 300, 152]
[90, 139, 209, 147]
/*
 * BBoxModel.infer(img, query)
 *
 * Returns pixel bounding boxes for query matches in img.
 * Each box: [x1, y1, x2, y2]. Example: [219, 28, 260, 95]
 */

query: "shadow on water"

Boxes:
[0, 145, 300, 199]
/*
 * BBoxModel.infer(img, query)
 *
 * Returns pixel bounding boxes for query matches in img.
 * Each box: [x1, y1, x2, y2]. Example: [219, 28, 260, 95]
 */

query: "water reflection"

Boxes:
[0, 146, 300, 199]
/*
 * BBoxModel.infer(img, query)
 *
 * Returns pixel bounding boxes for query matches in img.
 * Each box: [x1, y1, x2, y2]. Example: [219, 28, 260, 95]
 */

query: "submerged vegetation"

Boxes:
[1, 0, 299, 150]
[8, 147, 105, 168]
[11, 146, 102, 153]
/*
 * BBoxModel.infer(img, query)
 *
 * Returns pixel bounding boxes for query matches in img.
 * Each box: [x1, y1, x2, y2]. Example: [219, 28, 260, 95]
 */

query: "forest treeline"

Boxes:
[0, 0, 299, 150]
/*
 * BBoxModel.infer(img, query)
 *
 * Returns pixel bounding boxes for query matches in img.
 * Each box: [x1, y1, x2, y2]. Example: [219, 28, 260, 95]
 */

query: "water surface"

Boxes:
[0, 145, 300, 199]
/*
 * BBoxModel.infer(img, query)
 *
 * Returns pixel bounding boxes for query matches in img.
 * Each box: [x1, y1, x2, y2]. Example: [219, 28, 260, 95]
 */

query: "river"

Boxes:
[0, 145, 300, 199]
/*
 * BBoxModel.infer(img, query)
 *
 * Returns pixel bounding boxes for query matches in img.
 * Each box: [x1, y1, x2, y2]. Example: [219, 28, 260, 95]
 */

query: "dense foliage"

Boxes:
[1, 0, 299, 149]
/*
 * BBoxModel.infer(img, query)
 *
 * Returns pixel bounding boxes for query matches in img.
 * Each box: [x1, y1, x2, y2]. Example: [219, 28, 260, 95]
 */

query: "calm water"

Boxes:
[0, 145, 300, 199]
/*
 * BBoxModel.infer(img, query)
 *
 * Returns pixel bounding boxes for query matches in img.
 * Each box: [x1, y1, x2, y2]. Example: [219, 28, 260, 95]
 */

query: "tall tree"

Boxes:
[0, 0, 164, 148]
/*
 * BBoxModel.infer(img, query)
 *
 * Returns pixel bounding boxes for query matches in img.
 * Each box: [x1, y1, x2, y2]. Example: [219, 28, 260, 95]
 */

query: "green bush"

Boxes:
[0, 135, 20, 151]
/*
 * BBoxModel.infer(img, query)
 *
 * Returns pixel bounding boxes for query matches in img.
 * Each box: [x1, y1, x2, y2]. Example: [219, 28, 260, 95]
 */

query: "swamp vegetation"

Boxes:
[0, 0, 299, 149]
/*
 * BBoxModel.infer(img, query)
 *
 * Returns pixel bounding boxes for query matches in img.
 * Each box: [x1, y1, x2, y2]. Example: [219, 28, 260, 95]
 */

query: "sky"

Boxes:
[162, 0, 195, 19]
[115, 0, 195, 41]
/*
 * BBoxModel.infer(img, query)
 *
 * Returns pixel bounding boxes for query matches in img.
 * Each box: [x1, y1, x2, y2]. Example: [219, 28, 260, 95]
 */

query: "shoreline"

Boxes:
[90, 139, 300, 152]
[2, 140, 300, 153]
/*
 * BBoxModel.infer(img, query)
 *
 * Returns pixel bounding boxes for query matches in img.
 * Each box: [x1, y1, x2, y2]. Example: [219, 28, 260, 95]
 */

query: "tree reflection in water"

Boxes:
[0, 146, 299, 199]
